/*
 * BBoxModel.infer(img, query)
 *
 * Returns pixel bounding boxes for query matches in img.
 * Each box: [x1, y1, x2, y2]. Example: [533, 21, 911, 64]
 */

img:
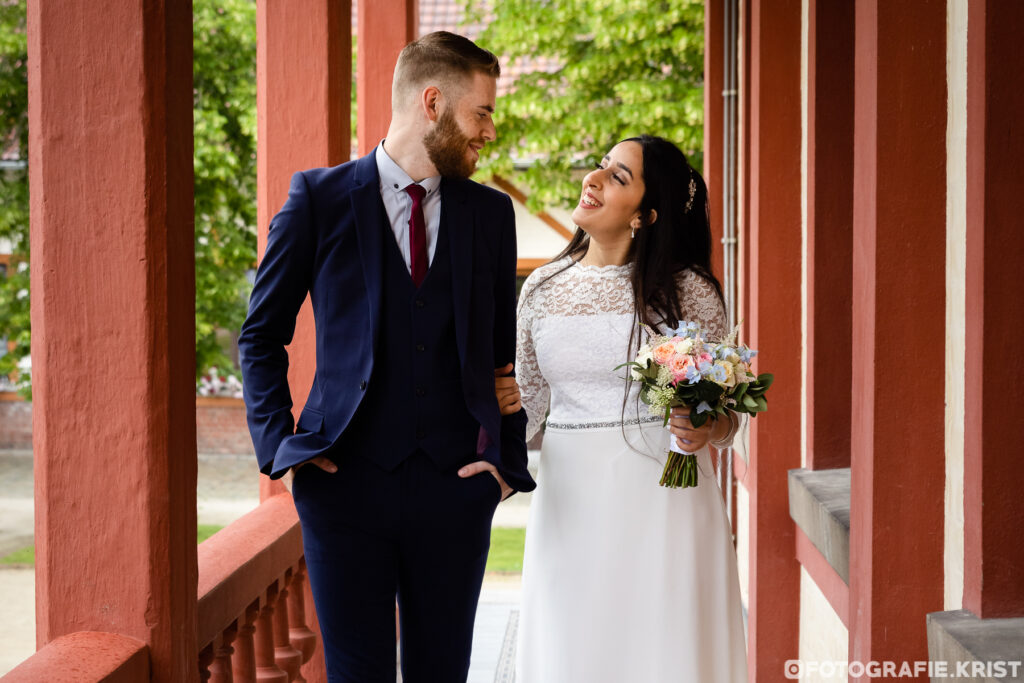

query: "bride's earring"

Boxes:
[630, 220, 640, 239]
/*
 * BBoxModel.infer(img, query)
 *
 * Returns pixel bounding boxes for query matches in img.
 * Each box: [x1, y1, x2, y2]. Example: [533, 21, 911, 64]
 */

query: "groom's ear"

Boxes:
[421, 86, 443, 122]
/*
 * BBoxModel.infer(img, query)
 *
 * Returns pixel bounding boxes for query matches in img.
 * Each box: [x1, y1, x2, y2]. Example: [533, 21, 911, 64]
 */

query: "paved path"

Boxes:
[0, 450, 532, 679]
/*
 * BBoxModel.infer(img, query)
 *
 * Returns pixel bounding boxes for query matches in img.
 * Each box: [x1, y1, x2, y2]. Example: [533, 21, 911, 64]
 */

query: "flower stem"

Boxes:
[660, 452, 699, 488]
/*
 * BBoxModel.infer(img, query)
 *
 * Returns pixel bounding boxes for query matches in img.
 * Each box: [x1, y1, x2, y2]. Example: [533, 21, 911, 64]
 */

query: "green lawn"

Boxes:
[0, 545, 34, 566]
[1, 524, 227, 566]
[197, 523, 223, 544]
[485, 526, 526, 574]
[2, 524, 526, 574]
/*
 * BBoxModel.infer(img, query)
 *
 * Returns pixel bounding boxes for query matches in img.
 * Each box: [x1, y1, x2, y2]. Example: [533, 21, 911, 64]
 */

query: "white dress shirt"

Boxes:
[375, 141, 442, 273]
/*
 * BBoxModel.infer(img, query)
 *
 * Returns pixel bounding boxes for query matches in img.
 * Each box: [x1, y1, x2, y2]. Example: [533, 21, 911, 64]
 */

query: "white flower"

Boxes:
[674, 338, 694, 355]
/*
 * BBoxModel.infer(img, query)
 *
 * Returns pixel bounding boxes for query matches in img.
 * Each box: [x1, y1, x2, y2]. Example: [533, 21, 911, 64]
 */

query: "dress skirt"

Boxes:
[515, 422, 748, 683]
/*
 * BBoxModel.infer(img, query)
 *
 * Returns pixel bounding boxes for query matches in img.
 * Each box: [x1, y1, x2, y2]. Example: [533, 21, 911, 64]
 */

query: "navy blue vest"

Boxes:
[340, 201, 480, 471]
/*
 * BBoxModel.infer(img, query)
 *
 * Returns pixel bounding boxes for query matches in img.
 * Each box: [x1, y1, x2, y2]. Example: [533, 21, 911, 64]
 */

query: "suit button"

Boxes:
[416, 429, 425, 439]
[415, 387, 426, 397]
[416, 344, 425, 352]
[415, 299, 425, 308]
[360, 380, 367, 390]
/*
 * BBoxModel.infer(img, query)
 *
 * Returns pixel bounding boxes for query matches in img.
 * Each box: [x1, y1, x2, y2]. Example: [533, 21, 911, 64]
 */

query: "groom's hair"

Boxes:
[392, 31, 500, 109]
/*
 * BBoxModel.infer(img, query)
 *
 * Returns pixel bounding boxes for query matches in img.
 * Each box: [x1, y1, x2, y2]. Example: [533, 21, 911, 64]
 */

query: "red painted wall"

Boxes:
[849, 1, 946, 675]
[963, 0, 1024, 619]
[746, 0, 803, 679]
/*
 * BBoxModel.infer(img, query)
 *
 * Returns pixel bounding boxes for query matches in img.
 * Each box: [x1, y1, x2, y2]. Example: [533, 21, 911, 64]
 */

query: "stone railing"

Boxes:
[196, 493, 319, 682]
[0, 494, 317, 682]
[0, 632, 149, 682]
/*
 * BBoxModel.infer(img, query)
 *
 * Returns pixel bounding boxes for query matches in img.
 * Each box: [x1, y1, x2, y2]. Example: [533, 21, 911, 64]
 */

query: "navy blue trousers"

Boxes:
[292, 449, 501, 683]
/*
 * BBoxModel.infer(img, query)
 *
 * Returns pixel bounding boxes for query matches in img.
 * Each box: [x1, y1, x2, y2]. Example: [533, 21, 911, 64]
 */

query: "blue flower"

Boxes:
[739, 347, 758, 363]
[685, 365, 702, 384]
[671, 320, 701, 338]
[710, 364, 727, 382]
[696, 401, 712, 414]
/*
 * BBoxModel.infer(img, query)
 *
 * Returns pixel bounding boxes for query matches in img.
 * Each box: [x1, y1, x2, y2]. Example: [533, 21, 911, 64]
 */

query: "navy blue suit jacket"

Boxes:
[239, 150, 535, 492]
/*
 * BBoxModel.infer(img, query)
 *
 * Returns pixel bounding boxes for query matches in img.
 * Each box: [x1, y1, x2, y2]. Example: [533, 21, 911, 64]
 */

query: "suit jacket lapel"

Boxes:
[351, 152, 385, 350]
[443, 178, 473, 368]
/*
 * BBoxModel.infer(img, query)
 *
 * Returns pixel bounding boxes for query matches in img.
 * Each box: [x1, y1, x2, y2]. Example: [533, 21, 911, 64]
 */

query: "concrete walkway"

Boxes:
[0, 450, 532, 679]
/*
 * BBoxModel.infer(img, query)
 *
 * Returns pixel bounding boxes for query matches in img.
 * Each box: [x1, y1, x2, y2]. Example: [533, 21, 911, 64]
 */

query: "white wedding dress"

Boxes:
[514, 258, 748, 683]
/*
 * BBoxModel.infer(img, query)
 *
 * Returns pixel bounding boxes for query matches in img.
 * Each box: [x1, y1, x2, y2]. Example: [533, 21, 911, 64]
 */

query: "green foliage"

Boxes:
[192, 0, 258, 378]
[0, 0, 259, 394]
[462, 0, 705, 211]
[0, 0, 29, 396]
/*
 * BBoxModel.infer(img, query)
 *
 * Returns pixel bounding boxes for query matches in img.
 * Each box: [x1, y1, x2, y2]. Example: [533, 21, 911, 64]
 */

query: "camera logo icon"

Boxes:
[784, 659, 803, 679]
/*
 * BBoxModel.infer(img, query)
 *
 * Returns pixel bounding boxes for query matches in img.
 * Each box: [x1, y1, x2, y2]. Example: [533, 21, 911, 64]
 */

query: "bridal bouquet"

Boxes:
[616, 321, 773, 488]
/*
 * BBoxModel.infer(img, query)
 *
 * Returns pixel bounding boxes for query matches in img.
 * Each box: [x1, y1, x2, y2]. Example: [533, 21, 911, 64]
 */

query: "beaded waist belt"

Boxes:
[545, 415, 664, 430]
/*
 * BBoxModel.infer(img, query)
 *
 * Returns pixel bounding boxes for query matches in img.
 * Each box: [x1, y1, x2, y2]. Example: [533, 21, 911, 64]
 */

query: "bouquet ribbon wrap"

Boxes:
[661, 428, 700, 488]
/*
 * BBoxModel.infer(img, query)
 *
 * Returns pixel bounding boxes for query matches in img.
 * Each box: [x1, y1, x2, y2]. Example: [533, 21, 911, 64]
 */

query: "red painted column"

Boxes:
[805, 0, 854, 471]
[357, 0, 417, 155]
[27, 2, 197, 681]
[849, 1, 946, 676]
[256, 0, 351, 503]
[963, 0, 1024, 620]
[746, 0, 802, 679]
[703, 0, 724, 279]
[256, 4, 351, 681]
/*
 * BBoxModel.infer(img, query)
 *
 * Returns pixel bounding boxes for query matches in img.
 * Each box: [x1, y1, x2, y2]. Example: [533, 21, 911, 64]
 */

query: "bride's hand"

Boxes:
[668, 407, 728, 451]
[494, 363, 522, 416]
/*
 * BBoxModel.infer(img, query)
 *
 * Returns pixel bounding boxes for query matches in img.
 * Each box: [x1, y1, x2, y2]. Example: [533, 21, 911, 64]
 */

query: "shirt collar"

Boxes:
[375, 141, 441, 197]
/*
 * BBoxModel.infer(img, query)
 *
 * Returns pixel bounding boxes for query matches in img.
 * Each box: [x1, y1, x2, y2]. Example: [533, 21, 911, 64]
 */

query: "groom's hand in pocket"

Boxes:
[494, 363, 522, 416]
[458, 460, 513, 501]
[284, 456, 338, 493]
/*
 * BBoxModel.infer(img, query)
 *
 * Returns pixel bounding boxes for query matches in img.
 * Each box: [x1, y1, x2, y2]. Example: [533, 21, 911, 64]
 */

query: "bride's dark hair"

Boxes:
[544, 134, 724, 333]
[530, 135, 725, 442]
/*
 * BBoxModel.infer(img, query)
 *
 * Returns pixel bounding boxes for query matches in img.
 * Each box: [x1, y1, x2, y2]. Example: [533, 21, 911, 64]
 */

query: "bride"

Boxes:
[511, 135, 748, 682]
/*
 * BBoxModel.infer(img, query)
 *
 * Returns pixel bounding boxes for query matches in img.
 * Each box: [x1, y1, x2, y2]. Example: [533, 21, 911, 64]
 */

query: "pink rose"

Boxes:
[669, 354, 693, 381]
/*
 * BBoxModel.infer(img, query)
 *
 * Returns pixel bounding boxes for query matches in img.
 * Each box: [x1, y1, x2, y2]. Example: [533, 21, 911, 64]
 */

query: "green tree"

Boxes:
[192, 0, 258, 378]
[462, 0, 704, 211]
[0, 0, 29, 394]
[0, 0, 259, 396]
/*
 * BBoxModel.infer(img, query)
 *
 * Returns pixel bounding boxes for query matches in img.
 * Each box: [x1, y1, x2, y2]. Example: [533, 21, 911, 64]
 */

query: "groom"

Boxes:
[239, 31, 535, 683]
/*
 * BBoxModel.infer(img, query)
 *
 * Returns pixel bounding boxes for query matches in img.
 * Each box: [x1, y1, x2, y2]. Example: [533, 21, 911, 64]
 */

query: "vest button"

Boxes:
[416, 343, 425, 352]
[359, 380, 367, 390]
[416, 429, 425, 439]
[415, 299, 425, 308]
[415, 387, 426, 397]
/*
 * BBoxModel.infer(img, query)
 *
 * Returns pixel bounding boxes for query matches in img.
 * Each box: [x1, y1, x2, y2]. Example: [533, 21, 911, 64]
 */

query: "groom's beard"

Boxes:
[423, 107, 481, 179]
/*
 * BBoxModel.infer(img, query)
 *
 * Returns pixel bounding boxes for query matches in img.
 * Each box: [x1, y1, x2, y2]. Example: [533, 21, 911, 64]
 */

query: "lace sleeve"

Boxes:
[516, 271, 551, 442]
[677, 269, 728, 341]
[677, 269, 743, 448]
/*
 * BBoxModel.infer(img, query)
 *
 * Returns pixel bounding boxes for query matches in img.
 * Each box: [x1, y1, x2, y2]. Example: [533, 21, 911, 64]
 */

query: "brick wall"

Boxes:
[195, 397, 255, 455]
[0, 395, 32, 449]
[0, 396, 255, 455]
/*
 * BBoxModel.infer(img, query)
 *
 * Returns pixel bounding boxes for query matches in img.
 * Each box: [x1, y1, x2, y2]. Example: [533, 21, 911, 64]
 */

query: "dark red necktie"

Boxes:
[405, 183, 428, 287]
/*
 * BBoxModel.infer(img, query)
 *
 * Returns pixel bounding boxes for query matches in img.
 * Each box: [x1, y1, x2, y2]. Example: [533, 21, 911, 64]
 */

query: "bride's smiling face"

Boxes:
[570, 141, 647, 241]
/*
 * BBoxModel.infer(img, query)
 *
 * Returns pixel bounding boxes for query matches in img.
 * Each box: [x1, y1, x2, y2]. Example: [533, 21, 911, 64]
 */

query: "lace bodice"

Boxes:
[516, 257, 732, 441]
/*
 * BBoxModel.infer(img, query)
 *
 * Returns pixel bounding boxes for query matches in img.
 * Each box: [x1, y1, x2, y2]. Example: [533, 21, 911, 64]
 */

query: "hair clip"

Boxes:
[684, 172, 696, 214]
